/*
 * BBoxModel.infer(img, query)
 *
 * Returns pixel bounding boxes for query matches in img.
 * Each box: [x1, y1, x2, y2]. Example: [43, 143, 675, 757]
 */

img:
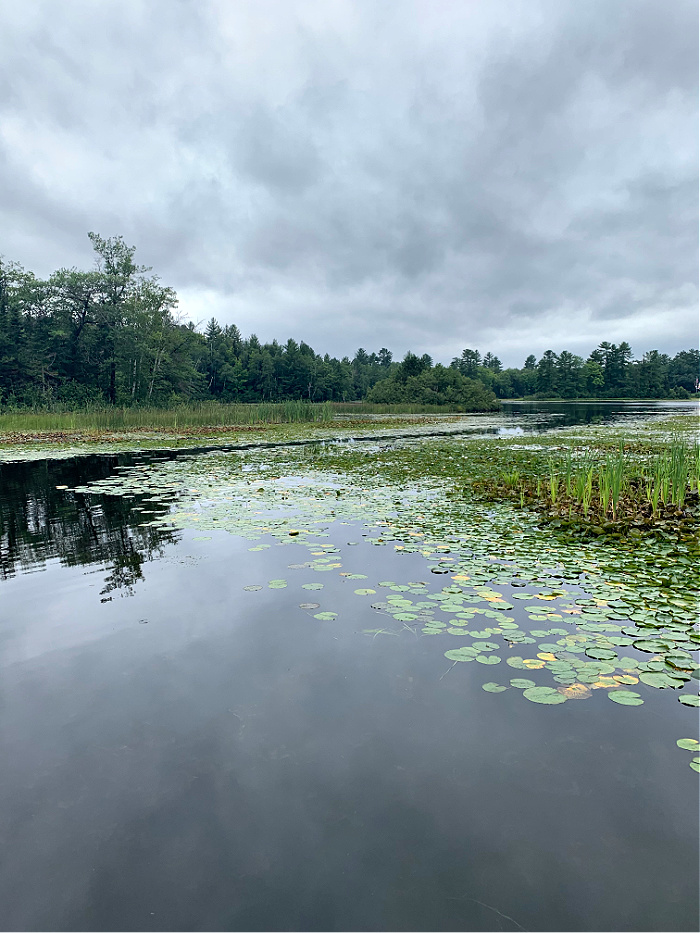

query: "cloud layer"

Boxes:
[1, 0, 697, 365]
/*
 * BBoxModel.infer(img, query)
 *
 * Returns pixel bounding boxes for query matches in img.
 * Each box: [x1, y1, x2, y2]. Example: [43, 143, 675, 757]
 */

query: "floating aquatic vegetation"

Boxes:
[522, 686, 567, 705]
[52, 410, 698, 772]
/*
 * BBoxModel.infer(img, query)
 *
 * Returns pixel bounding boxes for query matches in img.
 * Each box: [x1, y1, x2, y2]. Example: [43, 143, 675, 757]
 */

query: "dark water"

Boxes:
[501, 398, 699, 430]
[0, 403, 698, 932]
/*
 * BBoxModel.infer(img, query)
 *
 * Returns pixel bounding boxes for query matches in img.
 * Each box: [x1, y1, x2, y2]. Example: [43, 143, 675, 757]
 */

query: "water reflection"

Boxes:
[0, 402, 697, 931]
[502, 398, 697, 428]
[0, 455, 178, 594]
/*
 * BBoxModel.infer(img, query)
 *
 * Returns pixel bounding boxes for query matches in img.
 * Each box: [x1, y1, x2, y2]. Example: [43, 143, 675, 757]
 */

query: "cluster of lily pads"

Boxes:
[59, 418, 699, 769]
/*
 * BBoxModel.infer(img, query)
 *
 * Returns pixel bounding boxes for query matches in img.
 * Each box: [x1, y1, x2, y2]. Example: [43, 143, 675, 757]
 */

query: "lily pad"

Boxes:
[585, 647, 617, 661]
[679, 694, 700, 707]
[482, 682, 508, 693]
[314, 611, 338, 621]
[302, 583, 324, 590]
[608, 691, 644, 706]
[558, 684, 592, 699]
[638, 671, 684, 689]
[522, 686, 567, 705]
[445, 647, 478, 661]
[243, 585, 263, 592]
[676, 738, 700, 751]
[666, 653, 696, 671]
[510, 678, 536, 689]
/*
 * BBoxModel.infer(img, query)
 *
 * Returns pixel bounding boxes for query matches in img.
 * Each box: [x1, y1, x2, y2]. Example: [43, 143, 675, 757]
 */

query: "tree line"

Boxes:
[0, 234, 697, 408]
[449, 345, 698, 399]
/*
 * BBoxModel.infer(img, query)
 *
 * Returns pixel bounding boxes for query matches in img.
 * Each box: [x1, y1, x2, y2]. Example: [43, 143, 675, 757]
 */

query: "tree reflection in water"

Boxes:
[0, 454, 178, 596]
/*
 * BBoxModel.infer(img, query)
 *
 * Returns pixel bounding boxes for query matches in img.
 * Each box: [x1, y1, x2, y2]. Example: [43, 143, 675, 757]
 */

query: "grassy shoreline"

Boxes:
[0, 399, 508, 440]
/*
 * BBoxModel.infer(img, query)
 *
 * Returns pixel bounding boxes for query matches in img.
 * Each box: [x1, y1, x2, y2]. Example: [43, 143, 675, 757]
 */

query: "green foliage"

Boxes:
[450, 341, 698, 399]
[0, 400, 333, 432]
[366, 362, 499, 411]
[1, 237, 697, 411]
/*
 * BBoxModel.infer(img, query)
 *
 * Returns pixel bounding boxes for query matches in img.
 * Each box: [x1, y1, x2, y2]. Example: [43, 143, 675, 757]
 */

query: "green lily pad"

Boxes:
[679, 694, 700, 707]
[676, 738, 700, 751]
[354, 588, 377, 596]
[666, 653, 696, 671]
[522, 686, 567, 705]
[314, 611, 338, 621]
[476, 655, 500, 665]
[585, 647, 617, 661]
[510, 678, 536, 689]
[634, 639, 672, 653]
[243, 585, 263, 592]
[690, 759, 700, 773]
[639, 671, 684, 689]
[608, 691, 644, 706]
[302, 583, 324, 590]
[482, 682, 508, 693]
[445, 646, 479, 661]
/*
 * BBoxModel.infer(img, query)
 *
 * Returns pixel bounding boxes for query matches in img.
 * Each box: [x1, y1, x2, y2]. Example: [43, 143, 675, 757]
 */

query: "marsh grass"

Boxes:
[0, 400, 334, 434]
[481, 435, 700, 539]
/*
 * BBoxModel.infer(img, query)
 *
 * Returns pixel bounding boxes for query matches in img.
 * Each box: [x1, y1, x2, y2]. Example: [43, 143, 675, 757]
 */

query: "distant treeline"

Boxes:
[0, 234, 697, 409]
[449, 346, 699, 400]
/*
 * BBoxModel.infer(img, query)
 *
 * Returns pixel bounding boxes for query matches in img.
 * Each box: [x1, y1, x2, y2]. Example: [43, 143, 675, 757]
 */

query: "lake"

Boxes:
[0, 401, 697, 931]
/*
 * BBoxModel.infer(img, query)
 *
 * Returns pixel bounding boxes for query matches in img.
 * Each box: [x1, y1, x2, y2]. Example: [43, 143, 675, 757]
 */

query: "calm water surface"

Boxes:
[0, 402, 697, 931]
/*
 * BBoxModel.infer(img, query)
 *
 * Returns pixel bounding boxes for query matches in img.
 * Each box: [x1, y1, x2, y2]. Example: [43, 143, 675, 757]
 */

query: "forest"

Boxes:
[0, 234, 697, 409]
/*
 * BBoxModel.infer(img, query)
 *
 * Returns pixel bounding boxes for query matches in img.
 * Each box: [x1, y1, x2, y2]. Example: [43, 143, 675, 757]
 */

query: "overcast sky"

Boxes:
[0, 0, 697, 366]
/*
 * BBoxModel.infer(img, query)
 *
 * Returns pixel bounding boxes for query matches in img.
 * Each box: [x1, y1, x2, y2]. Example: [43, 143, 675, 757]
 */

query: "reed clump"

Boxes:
[480, 437, 700, 542]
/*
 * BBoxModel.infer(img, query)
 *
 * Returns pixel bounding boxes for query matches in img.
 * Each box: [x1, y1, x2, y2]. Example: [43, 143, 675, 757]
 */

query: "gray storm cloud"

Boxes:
[0, 0, 696, 365]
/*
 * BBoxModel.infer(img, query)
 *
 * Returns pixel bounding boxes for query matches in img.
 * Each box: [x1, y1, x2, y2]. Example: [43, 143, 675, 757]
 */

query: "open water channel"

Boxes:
[0, 401, 697, 931]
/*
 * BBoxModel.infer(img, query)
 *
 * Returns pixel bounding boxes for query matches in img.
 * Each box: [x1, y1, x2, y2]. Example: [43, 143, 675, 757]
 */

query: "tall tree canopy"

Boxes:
[0, 235, 697, 408]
